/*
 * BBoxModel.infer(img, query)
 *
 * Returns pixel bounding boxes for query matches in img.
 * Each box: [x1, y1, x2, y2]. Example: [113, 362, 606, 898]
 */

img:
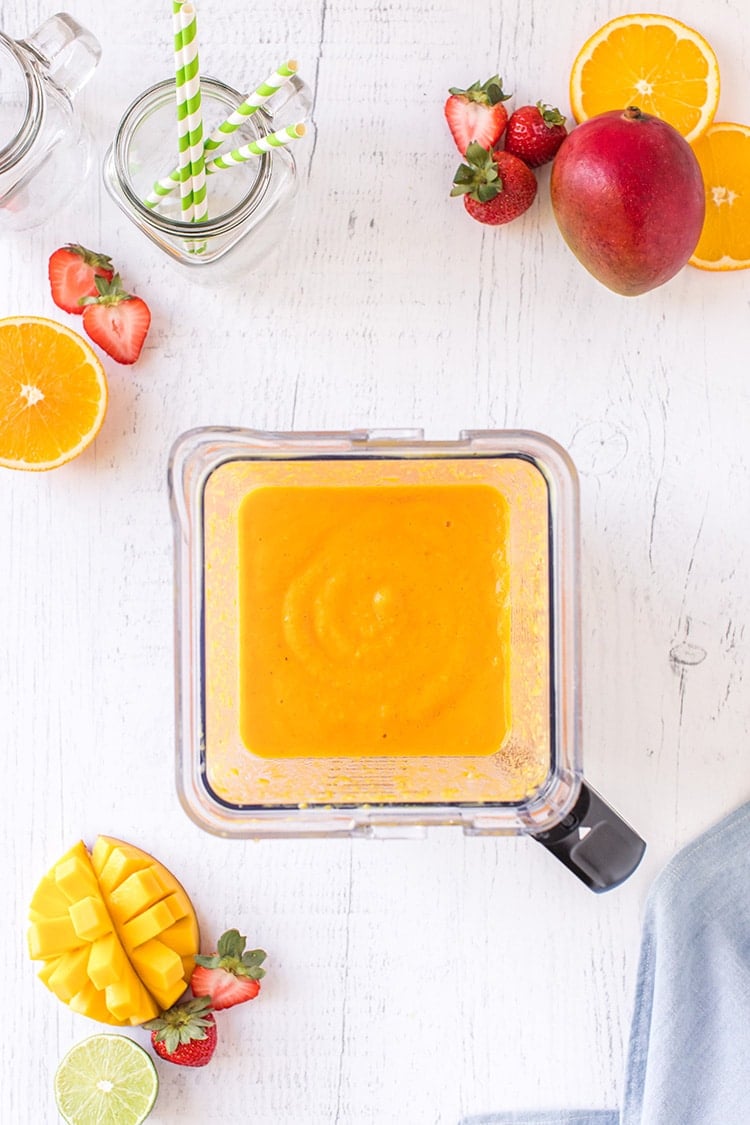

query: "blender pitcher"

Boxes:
[0, 13, 101, 231]
[169, 426, 646, 893]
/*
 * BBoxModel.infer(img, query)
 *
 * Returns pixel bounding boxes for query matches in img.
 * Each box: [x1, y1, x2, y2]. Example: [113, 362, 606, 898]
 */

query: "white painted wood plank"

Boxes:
[3, 0, 750, 1122]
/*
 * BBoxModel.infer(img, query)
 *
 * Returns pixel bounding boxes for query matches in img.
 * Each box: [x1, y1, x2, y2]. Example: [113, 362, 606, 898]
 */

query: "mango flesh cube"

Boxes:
[28, 916, 81, 959]
[90, 835, 116, 872]
[152, 976, 188, 1011]
[120, 898, 180, 949]
[29, 875, 71, 919]
[28, 836, 200, 1026]
[36, 957, 61, 988]
[87, 933, 128, 990]
[161, 914, 200, 956]
[160, 889, 191, 923]
[107, 867, 170, 924]
[69, 980, 126, 1026]
[129, 939, 186, 1008]
[46, 947, 91, 1002]
[105, 973, 158, 1023]
[94, 847, 147, 895]
[69, 895, 112, 942]
[54, 847, 99, 901]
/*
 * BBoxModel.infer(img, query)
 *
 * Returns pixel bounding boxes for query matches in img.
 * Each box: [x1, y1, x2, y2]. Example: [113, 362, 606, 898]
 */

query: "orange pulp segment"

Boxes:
[570, 13, 720, 144]
[0, 315, 108, 471]
[689, 122, 750, 270]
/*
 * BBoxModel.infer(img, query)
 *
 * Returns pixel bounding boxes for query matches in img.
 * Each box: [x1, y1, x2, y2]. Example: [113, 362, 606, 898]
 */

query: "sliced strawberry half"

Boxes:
[190, 928, 266, 1010]
[444, 75, 511, 156]
[48, 244, 114, 314]
[80, 274, 151, 366]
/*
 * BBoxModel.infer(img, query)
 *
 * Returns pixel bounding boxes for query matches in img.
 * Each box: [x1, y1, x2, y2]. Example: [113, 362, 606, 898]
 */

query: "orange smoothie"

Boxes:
[201, 455, 551, 808]
[238, 484, 511, 759]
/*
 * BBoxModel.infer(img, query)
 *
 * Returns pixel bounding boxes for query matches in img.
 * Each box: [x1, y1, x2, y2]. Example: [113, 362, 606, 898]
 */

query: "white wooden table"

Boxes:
[3, 1, 750, 1121]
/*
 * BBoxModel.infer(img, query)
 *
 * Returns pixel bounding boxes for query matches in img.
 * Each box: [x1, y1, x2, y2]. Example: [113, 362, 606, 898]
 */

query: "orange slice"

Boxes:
[689, 122, 750, 270]
[570, 13, 720, 144]
[0, 315, 108, 472]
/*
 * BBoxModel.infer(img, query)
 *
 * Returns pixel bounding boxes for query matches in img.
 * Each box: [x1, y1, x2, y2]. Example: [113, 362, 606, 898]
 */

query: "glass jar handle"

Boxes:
[20, 13, 101, 100]
[262, 75, 313, 123]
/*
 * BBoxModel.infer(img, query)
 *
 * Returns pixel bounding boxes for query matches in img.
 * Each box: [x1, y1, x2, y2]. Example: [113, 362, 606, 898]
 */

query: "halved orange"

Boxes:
[689, 123, 750, 270]
[0, 316, 108, 471]
[570, 13, 720, 144]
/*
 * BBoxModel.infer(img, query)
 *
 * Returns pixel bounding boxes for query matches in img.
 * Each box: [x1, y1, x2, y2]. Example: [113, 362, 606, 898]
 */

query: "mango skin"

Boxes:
[550, 107, 706, 296]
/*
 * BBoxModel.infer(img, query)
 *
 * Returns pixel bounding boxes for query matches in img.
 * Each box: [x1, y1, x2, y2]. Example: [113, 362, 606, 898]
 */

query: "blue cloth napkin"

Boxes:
[462, 801, 750, 1125]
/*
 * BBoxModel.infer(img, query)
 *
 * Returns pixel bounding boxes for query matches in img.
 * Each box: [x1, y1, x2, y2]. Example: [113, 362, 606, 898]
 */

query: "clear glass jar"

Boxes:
[103, 74, 312, 281]
[0, 14, 101, 232]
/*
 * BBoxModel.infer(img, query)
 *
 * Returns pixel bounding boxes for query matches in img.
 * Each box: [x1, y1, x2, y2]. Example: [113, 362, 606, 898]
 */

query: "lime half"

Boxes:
[54, 1034, 158, 1125]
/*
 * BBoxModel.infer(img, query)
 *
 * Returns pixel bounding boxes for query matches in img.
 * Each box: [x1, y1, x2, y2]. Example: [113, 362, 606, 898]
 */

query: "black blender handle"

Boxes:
[534, 782, 646, 892]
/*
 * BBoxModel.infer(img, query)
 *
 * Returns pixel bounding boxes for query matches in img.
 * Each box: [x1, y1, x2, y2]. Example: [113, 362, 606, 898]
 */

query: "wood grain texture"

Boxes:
[2, 0, 750, 1121]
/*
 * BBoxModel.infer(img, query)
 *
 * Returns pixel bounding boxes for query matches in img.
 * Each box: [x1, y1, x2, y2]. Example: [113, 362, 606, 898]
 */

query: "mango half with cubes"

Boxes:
[28, 837, 200, 1026]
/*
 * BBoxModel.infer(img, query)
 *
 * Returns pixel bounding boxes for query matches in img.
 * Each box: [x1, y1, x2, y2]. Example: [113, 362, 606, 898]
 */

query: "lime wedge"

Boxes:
[54, 1034, 158, 1125]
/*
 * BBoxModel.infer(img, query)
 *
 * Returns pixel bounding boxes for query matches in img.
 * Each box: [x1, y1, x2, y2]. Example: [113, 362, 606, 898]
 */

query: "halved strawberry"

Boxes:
[80, 275, 151, 366]
[48, 244, 114, 314]
[444, 76, 511, 156]
[190, 928, 266, 1010]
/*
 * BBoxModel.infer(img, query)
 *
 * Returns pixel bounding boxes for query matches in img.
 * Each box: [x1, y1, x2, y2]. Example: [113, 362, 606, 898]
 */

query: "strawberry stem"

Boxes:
[536, 101, 566, 127]
[451, 143, 503, 203]
[193, 928, 267, 979]
[447, 75, 511, 105]
[78, 273, 133, 308]
[144, 996, 214, 1056]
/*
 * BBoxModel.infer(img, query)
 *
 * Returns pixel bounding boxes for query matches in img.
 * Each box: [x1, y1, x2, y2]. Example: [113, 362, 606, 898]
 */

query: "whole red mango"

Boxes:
[550, 106, 705, 296]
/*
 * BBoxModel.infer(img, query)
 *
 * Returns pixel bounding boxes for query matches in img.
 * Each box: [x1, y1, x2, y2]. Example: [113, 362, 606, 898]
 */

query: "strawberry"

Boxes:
[144, 996, 217, 1068]
[504, 102, 568, 168]
[190, 928, 266, 1010]
[444, 75, 511, 156]
[451, 143, 537, 225]
[48, 244, 114, 315]
[80, 275, 151, 365]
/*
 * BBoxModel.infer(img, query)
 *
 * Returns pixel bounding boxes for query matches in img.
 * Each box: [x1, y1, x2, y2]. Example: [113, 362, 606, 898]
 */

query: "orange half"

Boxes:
[570, 13, 720, 144]
[0, 316, 108, 471]
[689, 122, 750, 270]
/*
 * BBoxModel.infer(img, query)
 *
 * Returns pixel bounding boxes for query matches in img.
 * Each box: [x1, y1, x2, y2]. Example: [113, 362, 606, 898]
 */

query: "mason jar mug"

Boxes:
[0, 13, 101, 232]
[103, 73, 312, 280]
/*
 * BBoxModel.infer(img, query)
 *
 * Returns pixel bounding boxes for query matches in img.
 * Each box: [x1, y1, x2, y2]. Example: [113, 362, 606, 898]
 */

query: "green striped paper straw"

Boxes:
[172, 0, 193, 219]
[203, 60, 297, 154]
[204, 123, 306, 174]
[174, 0, 207, 222]
[145, 60, 298, 208]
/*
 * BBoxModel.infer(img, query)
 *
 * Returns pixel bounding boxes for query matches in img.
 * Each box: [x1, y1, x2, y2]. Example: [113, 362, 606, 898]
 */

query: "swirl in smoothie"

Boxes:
[238, 483, 511, 758]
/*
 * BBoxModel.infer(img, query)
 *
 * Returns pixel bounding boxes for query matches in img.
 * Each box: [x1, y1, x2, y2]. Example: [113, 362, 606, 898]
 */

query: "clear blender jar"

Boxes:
[169, 427, 646, 892]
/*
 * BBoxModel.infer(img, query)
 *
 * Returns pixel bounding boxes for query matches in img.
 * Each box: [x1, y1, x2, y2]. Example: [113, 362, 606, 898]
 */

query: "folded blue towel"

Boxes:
[462, 801, 750, 1125]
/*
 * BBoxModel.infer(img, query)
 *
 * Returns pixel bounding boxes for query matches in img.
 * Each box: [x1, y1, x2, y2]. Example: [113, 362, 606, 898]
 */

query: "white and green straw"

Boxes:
[203, 60, 297, 155]
[172, 0, 207, 222]
[146, 59, 298, 208]
[172, 0, 193, 219]
[204, 123, 306, 174]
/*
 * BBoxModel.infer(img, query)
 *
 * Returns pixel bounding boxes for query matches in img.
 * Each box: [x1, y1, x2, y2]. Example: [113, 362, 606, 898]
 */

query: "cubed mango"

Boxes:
[28, 836, 199, 1026]
[69, 895, 112, 942]
[87, 933, 129, 990]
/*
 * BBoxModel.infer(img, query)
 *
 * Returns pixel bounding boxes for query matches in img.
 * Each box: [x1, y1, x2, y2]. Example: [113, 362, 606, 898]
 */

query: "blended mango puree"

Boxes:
[238, 483, 511, 758]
